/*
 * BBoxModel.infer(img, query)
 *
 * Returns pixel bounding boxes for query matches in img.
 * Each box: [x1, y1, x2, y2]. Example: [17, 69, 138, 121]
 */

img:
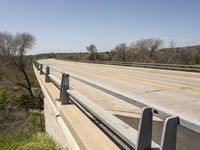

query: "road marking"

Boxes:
[67, 65, 200, 93]
[43, 61, 200, 93]
[95, 63, 200, 79]
[114, 73, 200, 93]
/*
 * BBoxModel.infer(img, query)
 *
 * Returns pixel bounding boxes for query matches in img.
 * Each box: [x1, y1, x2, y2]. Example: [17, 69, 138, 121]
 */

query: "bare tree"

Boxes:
[86, 44, 97, 61]
[166, 40, 177, 63]
[131, 38, 163, 62]
[113, 43, 128, 62]
[169, 40, 176, 49]
[0, 31, 35, 97]
[135, 38, 163, 53]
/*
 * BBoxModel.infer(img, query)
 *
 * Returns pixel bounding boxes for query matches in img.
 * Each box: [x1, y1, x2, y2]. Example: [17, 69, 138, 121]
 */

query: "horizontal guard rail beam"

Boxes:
[68, 89, 160, 149]
[42, 63, 200, 133]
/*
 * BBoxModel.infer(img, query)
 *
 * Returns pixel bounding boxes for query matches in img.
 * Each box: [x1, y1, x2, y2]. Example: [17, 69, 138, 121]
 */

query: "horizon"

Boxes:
[1, 0, 200, 54]
[29, 44, 200, 56]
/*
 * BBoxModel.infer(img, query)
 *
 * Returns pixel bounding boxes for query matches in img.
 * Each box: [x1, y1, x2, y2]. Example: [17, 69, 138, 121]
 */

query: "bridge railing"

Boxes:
[58, 59, 200, 72]
[33, 60, 200, 150]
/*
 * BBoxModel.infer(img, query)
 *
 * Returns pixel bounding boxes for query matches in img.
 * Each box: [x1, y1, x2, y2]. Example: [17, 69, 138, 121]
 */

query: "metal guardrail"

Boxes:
[59, 59, 200, 72]
[33, 60, 200, 150]
[45, 62, 200, 134]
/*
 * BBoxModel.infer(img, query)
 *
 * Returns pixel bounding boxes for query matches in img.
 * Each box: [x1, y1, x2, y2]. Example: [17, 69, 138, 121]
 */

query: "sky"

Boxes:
[0, 0, 200, 54]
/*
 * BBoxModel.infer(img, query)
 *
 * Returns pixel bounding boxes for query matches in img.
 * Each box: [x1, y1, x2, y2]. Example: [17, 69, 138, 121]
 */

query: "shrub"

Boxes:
[15, 92, 31, 108]
[0, 88, 7, 109]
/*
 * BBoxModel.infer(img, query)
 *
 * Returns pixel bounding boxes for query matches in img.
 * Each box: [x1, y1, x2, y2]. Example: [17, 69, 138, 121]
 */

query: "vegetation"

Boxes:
[0, 111, 62, 150]
[0, 59, 62, 149]
[36, 38, 200, 65]
[0, 133, 62, 150]
[0, 31, 62, 149]
[0, 56, 40, 110]
[0, 32, 36, 97]
[0, 88, 7, 109]
[86, 44, 98, 61]
[0, 31, 199, 149]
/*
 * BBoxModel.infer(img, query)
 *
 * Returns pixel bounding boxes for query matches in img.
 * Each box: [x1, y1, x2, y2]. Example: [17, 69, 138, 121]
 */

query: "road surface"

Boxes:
[38, 59, 200, 150]
[39, 58, 200, 120]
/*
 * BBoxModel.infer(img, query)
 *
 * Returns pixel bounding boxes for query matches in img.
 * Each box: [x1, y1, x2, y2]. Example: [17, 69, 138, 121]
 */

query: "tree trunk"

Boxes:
[20, 64, 33, 98]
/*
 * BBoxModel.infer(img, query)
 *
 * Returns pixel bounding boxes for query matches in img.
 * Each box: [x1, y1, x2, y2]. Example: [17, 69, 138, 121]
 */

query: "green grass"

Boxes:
[0, 132, 62, 150]
[0, 112, 63, 150]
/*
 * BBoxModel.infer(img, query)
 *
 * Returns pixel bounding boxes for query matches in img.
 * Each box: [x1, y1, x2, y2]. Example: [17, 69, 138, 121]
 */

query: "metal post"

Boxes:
[136, 107, 153, 150]
[37, 62, 40, 70]
[160, 116, 179, 150]
[40, 64, 43, 74]
[60, 73, 70, 104]
[45, 66, 50, 82]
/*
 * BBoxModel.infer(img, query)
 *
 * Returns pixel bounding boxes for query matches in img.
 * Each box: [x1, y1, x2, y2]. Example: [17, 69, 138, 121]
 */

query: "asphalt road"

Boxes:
[39, 59, 200, 150]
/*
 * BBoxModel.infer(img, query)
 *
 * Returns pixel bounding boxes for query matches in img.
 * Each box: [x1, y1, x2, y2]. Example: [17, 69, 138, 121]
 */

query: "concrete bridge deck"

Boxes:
[34, 65, 119, 150]
[35, 59, 200, 150]
[39, 59, 200, 121]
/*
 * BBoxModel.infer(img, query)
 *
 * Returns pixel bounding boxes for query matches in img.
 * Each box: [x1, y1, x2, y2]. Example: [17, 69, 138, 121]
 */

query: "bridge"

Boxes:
[33, 59, 200, 150]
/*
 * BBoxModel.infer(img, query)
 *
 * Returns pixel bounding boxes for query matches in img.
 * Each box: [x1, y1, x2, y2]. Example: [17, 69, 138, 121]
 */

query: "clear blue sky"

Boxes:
[0, 0, 200, 54]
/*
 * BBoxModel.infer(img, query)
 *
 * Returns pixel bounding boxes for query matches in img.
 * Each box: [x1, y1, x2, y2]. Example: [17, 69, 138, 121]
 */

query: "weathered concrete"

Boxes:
[39, 59, 200, 121]
[35, 60, 200, 150]
[34, 65, 119, 150]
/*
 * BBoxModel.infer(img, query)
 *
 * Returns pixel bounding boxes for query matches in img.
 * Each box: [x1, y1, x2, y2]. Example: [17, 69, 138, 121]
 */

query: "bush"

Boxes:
[15, 92, 31, 108]
[0, 88, 7, 109]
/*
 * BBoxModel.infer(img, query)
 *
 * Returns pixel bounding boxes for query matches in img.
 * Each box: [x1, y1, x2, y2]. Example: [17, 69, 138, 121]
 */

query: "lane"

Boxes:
[49, 59, 200, 90]
[36, 60, 200, 150]
[39, 59, 200, 120]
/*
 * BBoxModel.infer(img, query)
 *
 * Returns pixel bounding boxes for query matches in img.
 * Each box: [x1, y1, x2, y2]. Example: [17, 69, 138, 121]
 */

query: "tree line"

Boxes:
[44, 38, 200, 65]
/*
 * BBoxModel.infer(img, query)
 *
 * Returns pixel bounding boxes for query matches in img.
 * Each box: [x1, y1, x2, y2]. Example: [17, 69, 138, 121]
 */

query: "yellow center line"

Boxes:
[114, 73, 200, 93]
[71, 66, 200, 93]
[48, 61, 200, 93]
[74, 60, 200, 80]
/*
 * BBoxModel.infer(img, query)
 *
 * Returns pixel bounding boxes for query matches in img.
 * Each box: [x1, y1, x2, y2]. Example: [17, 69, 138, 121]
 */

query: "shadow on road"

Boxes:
[115, 115, 200, 150]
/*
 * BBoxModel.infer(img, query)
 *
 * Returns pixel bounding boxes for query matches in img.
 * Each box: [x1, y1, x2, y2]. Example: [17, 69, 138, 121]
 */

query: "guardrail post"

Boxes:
[37, 62, 40, 70]
[136, 107, 153, 150]
[45, 66, 50, 82]
[40, 64, 43, 74]
[160, 116, 179, 150]
[60, 73, 70, 104]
